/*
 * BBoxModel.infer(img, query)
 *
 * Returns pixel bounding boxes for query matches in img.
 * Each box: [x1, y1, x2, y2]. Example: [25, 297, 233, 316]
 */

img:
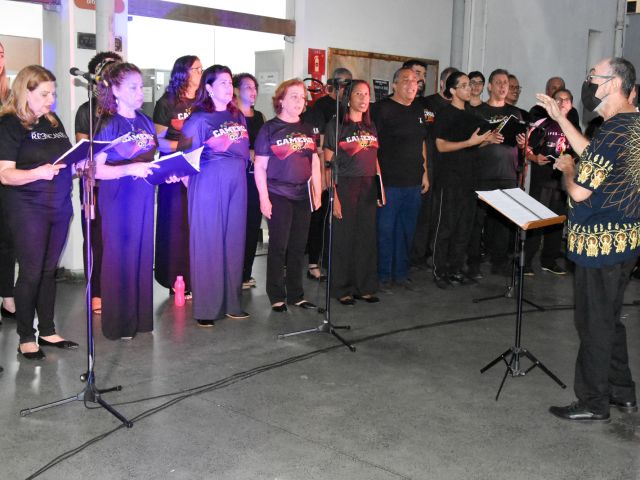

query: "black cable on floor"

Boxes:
[24, 302, 639, 479]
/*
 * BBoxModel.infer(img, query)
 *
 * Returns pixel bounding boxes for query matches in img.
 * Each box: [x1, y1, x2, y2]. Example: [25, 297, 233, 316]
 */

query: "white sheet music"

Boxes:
[476, 188, 560, 228]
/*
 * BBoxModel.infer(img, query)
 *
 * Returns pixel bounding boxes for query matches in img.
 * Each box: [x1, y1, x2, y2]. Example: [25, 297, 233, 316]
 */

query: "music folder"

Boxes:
[53, 139, 111, 165]
[144, 146, 204, 186]
[476, 187, 565, 230]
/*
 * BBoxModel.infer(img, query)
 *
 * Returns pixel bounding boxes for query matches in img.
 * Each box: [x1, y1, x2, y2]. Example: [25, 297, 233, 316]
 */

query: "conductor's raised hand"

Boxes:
[536, 93, 562, 122]
[38, 163, 66, 181]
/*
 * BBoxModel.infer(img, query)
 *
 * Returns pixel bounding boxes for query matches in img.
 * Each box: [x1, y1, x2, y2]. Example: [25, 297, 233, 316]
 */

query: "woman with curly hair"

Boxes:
[154, 55, 202, 298]
[93, 62, 160, 340]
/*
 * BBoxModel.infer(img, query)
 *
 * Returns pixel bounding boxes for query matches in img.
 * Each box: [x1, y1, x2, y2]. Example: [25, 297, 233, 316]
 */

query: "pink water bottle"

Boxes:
[174, 276, 186, 307]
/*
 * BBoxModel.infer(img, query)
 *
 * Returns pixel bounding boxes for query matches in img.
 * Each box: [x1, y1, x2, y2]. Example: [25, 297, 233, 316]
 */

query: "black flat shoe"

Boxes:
[196, 319, 215, 327]
[339, 296, 356, 306]
[610, 397, 638, 413]
[225, 311, 250, 319]
[549, 401, 610, 422]
[293, 300, 317, 309]
[17, 346, 46, 360]
[1, 305, 16, 319]
[271, 303, 287, 312]
[38, 338, 79, 349]
[354, 295, 380, 303]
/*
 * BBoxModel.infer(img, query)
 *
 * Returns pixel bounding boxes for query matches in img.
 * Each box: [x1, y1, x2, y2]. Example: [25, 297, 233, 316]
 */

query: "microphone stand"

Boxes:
[278, 81, 355, 352]
[20, 77, 133, 427]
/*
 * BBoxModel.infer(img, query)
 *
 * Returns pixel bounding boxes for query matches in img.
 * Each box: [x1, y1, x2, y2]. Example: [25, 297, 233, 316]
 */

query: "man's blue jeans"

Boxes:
[377, 185, 422, 283]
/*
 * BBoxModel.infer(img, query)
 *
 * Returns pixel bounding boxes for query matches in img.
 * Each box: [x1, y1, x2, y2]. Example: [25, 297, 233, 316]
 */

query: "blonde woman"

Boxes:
[0, 65, 78, 359]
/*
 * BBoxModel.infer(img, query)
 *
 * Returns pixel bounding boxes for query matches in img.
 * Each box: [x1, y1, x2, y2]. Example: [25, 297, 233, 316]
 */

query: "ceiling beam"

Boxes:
[128, 0, 295, 36]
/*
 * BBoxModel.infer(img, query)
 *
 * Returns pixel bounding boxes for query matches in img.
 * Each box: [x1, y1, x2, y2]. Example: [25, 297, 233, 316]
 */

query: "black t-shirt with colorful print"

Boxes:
[181, 109, 250, 167]
[95, 112, 157, 165]
[323, 118, 378, 177]
[153, 93, 195, 145]
[254, 117, 317, 200]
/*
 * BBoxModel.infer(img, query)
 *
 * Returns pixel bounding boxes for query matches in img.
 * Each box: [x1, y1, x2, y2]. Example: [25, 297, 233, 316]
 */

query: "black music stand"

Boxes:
[473, 124, 545, 311]
[20, 77, 133, 427]
[477, 188, 567, 400]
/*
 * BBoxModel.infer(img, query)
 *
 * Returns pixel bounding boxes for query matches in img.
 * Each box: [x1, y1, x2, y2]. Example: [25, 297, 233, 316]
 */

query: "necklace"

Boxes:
[121, 113, 137, 132]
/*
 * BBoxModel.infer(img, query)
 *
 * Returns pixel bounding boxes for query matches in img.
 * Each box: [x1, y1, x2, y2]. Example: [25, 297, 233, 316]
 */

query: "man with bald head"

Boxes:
[537, 57, 639, 422]
[530, 75, 580, 126]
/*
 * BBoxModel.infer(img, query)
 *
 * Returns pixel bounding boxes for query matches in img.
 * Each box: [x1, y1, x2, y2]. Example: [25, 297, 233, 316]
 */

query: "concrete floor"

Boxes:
[1, 257, 639, 480]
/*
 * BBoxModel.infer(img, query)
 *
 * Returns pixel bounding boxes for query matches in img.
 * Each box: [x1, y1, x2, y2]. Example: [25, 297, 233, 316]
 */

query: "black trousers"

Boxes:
[431, 187, 477, 277]
[0, 191, 15, 297]
[524, 184, 566, 267]
[331, 177, 378, 298]
[267, 193, 311, 305]
[243, 171, 263, 282]
[468, 179, 516, 267]
[78, 180, 103, 297]
[7, 198, 71, 343]
[306, 190, 328, 266]
[574, 258, 637, 413]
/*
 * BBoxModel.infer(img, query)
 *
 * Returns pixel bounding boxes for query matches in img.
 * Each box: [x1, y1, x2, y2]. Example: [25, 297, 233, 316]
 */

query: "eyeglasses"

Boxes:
[190, 66, 203, 74]
[585, 74, 613, 83]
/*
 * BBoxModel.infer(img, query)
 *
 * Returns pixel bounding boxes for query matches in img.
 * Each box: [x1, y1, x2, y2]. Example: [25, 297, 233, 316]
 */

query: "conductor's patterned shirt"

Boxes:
[567, 112, 640, 267]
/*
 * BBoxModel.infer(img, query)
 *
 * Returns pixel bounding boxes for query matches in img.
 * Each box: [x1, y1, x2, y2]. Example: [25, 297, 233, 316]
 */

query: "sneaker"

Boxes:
[541, 262, 567, 275]
[523, 265, 535, 276]
[467, 264, 483, 280]
[242, 277, 256, 290]
[448, 272, 469, 286]
[549, 401, 610, 422]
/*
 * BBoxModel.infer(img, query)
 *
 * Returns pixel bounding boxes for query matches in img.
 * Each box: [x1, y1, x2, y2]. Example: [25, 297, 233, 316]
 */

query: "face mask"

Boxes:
[581, 81, 601, 112]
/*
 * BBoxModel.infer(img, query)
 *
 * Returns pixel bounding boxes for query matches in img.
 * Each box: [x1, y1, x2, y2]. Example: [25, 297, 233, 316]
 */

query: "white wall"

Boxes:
[465, 0, 620, 114]
[126, 16, 284, 74]
[288, 0, 454, 81]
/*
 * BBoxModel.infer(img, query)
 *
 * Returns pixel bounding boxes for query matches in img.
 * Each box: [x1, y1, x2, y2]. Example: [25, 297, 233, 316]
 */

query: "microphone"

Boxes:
[70, 67, 101, 83]
[327, 77, 352, 87]
[517, 118, 546, 130]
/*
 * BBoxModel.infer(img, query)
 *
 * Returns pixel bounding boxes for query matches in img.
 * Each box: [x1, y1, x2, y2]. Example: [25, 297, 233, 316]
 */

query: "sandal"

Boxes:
[306, 266, 327, 282]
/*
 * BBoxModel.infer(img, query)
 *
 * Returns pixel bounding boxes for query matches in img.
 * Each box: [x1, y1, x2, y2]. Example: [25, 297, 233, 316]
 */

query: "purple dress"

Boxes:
[181, 109, 250, 320]
[95, 112, 157, 340]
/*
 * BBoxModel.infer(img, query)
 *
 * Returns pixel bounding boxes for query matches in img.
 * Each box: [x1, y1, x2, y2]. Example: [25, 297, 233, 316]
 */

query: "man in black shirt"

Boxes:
[530, 76, 580, 126]
[468, 68, 523, 277]
[371, 67, 429, 290]
[410, 66, 459, 267]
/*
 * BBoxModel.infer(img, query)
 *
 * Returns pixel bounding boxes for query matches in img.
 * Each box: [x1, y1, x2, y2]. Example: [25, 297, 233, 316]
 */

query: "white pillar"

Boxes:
[450, 0, 465, 70]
